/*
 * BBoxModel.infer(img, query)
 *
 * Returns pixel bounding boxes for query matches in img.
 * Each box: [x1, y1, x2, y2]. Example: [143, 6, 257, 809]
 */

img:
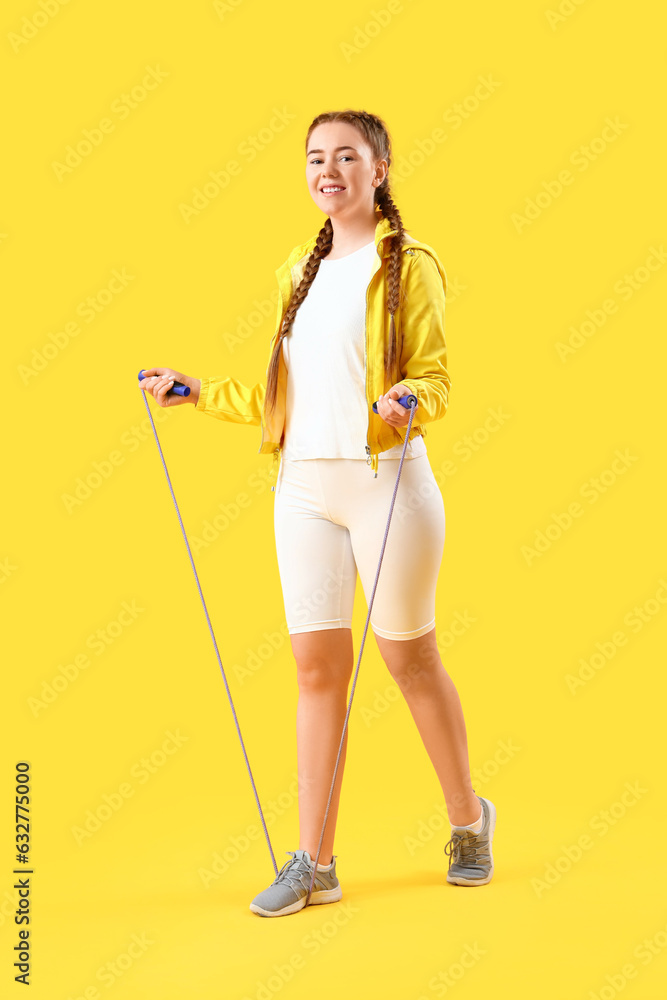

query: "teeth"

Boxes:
[322, 187, 344, 192]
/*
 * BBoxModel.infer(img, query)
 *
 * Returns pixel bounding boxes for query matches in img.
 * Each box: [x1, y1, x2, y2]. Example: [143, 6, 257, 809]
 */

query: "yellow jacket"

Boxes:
[195, 204, 451, 484]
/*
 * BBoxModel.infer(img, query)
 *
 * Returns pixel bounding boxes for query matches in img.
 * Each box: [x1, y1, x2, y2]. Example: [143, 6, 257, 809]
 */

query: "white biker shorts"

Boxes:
[273, 453, 446, 640]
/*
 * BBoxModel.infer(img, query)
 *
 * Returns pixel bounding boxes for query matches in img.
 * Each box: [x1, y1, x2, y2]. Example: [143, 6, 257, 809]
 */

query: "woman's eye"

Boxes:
[309, 156, 353, 165]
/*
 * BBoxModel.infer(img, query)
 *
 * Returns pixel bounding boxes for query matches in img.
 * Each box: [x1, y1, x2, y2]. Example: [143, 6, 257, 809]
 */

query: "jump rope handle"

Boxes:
[138, 369, 191, 397]
[137, 371, 409, 407]
[372, 393, 417, 413]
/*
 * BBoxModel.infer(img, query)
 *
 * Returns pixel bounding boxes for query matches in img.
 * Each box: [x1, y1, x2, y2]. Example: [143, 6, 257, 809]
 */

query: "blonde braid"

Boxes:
[264, 218, 333, 416]
[375, 184, 406, 386]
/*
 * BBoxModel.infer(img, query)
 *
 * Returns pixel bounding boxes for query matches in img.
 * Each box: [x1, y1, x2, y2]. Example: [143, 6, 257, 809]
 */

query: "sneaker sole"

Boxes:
[447, 798, 496, 886]
[249, 884, 342, 917]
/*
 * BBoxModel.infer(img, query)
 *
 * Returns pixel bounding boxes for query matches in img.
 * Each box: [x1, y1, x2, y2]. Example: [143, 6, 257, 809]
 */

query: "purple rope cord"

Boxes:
[139, 388, 279, 877]
[305, 400, 417, 905]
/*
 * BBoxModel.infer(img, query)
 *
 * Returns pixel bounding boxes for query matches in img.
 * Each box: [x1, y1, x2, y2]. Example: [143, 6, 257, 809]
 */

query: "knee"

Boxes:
[380, 635, 441, 695]
[291, 628, 353, 693]
[387, 659, 437, 695]
[295, 652, 350, 694]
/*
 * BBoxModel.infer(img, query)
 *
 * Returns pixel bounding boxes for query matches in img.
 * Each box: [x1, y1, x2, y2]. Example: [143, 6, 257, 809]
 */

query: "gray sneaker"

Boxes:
[249, 849, 342, 917]
[444, 796, 496, 886]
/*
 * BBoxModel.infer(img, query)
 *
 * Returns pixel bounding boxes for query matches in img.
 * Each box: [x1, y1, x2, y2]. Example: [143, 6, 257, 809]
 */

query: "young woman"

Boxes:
[140, 109, 496, 918]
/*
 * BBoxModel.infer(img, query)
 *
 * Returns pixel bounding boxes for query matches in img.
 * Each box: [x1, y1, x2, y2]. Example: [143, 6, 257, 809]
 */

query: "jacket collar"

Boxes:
[274, 205, 446, 308]
[373, 207, 400, 259]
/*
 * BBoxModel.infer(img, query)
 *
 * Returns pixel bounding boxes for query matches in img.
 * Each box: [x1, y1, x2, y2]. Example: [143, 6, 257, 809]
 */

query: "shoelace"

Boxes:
[274, 852, 319, 893]
[444, 828, 490, 870]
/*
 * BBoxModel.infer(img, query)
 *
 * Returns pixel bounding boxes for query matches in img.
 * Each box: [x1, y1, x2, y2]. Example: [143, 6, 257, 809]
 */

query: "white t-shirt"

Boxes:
[280, 239, 426, 461]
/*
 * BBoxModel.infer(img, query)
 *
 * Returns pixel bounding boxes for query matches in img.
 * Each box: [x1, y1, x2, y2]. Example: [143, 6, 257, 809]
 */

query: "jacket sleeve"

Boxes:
[397, 249, 451, 424]
[194, 374, 266, 426]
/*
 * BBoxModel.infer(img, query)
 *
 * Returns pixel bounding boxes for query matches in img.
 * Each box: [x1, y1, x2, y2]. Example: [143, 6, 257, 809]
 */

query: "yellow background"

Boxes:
[3, 0, 666, 997]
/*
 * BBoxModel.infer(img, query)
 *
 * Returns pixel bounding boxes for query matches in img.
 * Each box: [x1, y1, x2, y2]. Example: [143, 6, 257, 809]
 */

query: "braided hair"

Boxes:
[264, 109, 409, 418]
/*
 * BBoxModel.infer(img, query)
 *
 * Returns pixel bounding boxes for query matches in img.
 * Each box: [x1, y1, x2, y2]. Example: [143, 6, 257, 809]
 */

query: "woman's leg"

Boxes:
[333, 454, 479, 826]
[291, 627, 354, 865]
[374, 627, 480, 826]
[274, 458, 360, 866]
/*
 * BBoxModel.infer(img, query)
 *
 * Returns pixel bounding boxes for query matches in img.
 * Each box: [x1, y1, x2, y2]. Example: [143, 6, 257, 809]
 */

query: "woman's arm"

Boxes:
[396, 249, 451, 424]
[195, 374, 266, 425]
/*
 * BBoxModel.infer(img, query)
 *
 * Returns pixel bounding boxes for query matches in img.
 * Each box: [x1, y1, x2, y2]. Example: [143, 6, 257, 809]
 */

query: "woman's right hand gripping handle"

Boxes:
[138, 368, 202, 408]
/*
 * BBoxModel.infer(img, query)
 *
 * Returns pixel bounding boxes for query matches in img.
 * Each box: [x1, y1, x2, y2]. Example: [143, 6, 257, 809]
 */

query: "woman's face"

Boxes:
[305, 121, 387, 220]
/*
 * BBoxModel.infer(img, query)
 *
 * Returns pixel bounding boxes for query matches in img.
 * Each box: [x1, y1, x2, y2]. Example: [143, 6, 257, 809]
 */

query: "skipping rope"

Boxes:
[137, 370, 418, 907]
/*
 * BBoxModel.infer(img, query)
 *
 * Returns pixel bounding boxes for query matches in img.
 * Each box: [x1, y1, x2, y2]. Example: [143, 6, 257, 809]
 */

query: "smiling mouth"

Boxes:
[320, 186, 346, 194]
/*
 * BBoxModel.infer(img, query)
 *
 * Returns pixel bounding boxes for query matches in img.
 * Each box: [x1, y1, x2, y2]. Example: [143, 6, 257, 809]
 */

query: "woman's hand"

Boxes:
[139, 367, 201, 407]
[375, 383, 414, 427]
